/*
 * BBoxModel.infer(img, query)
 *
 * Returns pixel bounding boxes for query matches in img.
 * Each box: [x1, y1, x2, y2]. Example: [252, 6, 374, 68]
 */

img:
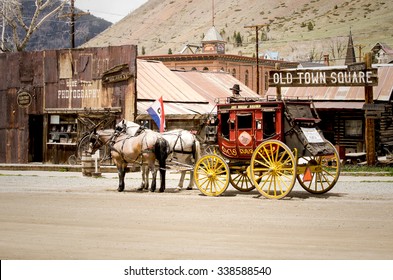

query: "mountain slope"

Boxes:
[8, 0, 112, 51]
[83, 0, 393, 63]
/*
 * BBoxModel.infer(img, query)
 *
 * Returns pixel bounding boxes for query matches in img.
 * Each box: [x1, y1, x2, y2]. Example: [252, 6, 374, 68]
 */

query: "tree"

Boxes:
[0, 0, 66, 52]
[307, 21, 314, 31]
[234, 31, 242, 47]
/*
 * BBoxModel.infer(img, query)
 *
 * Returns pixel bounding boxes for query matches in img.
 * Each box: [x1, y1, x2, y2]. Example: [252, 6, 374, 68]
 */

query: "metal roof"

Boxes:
[173, 70, 260, 103]
[137, 59, 207, 103]
[265, 65, 393, 103]
[137, 59, 259, 116]
[201, 26, 225, 42]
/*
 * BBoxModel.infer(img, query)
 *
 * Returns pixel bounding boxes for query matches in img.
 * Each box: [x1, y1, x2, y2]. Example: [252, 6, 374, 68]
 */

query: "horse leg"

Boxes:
[138, 165, 149, 191]
[149, 164, 157, 192]
[175, 171, 186, 192]
[158, 165, 166, 193]
[117, 164, 127, 192]
[186, 170, 194, 190]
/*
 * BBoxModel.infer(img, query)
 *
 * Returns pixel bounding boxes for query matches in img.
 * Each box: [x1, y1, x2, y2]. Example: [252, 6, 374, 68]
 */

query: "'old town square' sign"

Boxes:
[269, 65, 378, 87]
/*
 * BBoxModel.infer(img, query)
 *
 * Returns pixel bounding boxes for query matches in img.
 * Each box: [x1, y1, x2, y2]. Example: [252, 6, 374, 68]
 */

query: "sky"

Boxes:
[74, 0, 148, 23]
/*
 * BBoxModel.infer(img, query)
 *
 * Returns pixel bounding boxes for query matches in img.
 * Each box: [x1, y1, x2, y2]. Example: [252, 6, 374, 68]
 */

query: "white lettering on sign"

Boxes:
[58, 79, 99, 99]
[57, 89, 99, 99]
[269, 68, 377, 87]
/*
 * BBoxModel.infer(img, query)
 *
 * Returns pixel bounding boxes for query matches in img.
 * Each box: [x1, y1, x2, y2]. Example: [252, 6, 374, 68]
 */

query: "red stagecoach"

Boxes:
[194, 97, 341, 199]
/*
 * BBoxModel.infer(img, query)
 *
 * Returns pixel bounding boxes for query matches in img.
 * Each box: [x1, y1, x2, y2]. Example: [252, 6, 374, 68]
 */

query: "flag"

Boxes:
[147, 96, 165, 132]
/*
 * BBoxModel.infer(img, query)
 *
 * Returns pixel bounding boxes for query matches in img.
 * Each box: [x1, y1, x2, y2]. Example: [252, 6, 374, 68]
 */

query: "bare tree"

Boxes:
[0, 0, 67, 52]
[328, 37, 346, 61]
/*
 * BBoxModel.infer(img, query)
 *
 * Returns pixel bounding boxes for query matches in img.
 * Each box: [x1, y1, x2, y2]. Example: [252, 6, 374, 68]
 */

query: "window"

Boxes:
[245, 70, 249, 86]
[237, 114, 252, 129]
[345, 119, 362, 137]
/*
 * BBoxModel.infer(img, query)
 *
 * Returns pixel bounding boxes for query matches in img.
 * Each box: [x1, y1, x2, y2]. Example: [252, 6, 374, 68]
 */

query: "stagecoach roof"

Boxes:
[137, 59, 259, 115]
[265, 65, 393, 105]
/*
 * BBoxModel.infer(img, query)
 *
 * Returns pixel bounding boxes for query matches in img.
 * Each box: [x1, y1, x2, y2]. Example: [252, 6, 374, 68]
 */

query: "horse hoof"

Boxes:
[159, 189, 165, 193]
[117, 188, 124, 192]
[186, 187, 193, 190]
[174, 188, 181, 192]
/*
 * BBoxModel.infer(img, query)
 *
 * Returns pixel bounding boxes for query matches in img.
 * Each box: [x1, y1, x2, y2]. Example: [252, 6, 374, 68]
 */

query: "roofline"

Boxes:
[138, 53, 298, 67]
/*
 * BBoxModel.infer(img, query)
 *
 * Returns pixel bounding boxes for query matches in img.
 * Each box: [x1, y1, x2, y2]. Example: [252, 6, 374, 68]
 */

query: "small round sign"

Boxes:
[17, 91, 32, 108]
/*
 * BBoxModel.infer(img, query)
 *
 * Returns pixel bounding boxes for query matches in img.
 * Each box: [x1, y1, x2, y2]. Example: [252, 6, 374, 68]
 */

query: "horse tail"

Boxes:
[155, 137, 169, 169]
[192, 138, 201, 163]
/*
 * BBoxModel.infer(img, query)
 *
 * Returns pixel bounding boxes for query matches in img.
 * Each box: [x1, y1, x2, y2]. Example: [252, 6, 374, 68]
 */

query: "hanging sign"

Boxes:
[17, 90, 32, 108]
[269, 67, 378, 87]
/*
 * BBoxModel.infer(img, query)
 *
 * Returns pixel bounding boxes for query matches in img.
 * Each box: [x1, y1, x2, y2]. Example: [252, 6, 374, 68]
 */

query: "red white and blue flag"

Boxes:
[147, 96, 165, 132]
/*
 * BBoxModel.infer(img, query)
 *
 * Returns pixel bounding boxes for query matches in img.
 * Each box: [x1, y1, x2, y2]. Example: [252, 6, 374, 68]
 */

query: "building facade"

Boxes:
[0, 45, 137, 164]
[141, 26, 297, 95]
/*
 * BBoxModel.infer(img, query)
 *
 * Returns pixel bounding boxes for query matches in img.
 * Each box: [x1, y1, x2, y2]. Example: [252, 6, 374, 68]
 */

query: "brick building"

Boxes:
[141, 26, 297, 95]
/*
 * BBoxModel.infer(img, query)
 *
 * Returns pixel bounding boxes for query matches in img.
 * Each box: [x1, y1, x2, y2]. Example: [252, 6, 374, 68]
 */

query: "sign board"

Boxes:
[365, 111, 382, 119]
[17, 91, 32, 108]
[347, 62, 366, 72]
[362, 103, 386, 111]
[269, 67, 378, 87]
[300, 127, 324, 143]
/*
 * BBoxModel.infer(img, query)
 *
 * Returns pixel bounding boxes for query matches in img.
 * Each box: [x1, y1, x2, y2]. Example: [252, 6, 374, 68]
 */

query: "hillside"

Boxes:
[82, 0, 393, 63]
[13, 0, 112, 51]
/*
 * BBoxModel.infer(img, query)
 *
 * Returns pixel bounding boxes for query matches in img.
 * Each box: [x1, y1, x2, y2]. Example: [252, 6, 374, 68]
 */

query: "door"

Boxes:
[28, 115, 43, 162]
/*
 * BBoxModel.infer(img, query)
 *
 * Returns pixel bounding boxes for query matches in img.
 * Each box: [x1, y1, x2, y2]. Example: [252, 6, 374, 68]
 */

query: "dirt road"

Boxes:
[0, 170, 392, 260]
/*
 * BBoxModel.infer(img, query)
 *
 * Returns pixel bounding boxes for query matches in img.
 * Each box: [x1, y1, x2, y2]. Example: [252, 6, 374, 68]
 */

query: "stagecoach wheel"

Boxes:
[296, 141, 341, 194]
[249, 140, 297, 199]
[230, 166, 255, 192]
[77, 134, 108, 163]
[194, 154, 230, 196]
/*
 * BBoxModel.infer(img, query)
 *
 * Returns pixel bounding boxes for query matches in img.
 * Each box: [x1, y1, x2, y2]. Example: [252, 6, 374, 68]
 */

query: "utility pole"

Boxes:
[244, 24, 269, 95]
[354, 44, 365, 62]
[70, 0, 75, 48]
[364, 52, 376, 165]
[61, 0, 89, 48]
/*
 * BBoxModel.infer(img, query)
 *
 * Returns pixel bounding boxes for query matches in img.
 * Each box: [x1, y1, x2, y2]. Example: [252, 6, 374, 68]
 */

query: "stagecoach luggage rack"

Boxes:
[283, 100, 335, 157]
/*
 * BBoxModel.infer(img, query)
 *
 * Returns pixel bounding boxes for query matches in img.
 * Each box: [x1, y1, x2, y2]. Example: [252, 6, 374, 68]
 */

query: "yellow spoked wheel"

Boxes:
[194, 154, 230, 196]
[297, 142, 341, 194]
[249, 140, 297, 199]
[230, 166, 255, 192]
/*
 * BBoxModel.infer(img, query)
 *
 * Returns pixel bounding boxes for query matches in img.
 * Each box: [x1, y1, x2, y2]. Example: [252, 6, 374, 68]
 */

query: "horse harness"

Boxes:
[108, 129, 155, 165]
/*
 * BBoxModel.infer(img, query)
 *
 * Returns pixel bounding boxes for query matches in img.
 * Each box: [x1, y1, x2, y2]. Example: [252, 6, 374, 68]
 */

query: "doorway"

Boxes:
[28, 115, 43, 162]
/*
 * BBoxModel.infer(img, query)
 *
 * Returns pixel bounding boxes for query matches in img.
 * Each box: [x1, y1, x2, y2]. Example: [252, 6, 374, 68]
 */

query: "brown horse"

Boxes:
[89, 128, 169, 192]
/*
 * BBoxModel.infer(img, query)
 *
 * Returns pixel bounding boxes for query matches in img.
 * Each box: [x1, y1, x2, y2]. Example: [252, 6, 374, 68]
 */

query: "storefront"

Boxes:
[0, 45, 137, 164]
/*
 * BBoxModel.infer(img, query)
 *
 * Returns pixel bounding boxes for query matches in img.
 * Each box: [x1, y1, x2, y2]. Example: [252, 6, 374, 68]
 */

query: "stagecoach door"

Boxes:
[252, 108, 279, 145]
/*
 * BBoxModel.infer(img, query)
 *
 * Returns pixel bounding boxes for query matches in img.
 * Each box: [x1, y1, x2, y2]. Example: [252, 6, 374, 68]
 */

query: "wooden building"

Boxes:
[0, 45, 137, 164]
[266, 65, 393, 158]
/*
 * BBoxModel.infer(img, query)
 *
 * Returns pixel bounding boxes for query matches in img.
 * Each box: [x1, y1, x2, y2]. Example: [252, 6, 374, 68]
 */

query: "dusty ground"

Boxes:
[0, 170, 392, 260]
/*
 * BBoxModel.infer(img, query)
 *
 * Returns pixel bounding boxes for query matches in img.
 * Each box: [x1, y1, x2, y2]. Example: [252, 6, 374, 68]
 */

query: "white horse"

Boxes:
[117, 120, 201, 191]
